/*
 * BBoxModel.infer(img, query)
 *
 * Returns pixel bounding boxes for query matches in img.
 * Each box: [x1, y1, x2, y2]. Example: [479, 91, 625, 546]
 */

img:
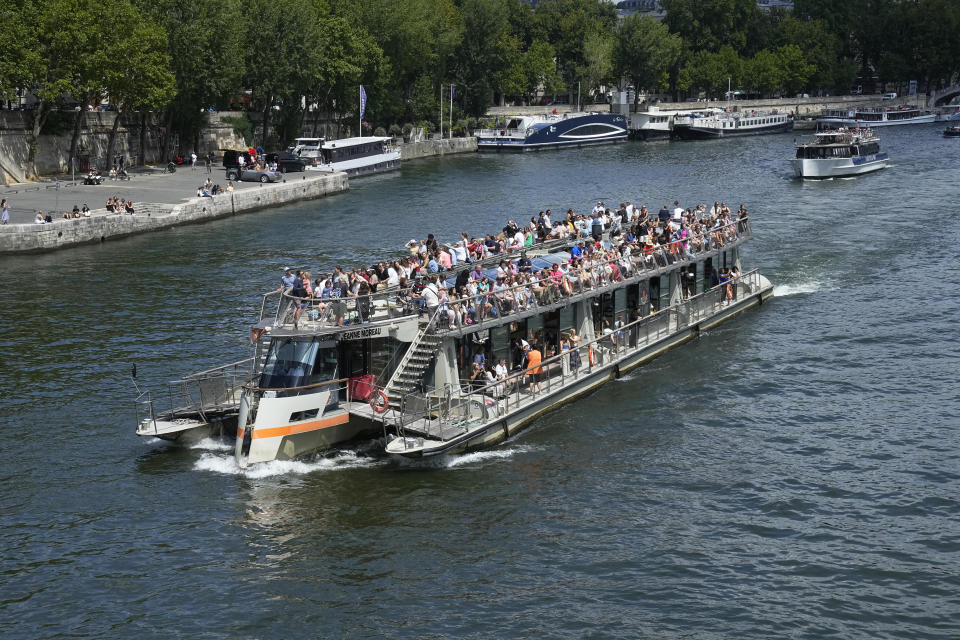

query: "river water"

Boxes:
[2, 126, 959, 639]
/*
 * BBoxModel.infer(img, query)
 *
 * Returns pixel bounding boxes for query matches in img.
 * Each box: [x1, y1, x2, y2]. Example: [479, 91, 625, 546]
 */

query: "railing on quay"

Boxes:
[260, 219, 751, 333]
[384, 269, 764, 449]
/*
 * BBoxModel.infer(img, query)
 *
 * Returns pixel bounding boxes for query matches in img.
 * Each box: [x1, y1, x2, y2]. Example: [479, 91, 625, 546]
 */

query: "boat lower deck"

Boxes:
[384, 271, 773, 457]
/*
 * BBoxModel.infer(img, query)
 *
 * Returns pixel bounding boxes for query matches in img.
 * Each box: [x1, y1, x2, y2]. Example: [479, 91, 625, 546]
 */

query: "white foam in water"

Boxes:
[773, 281, 824, 297]
[439, 445, 534, 468]
[188, 437, 234, 451]
[193, 449, 384, 477]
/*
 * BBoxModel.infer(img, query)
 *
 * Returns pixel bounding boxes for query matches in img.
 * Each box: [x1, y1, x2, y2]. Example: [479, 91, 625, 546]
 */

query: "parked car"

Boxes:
[225, 167, 283, 183]
[222, 149, 254, 170]
[266, 151, 307, 173]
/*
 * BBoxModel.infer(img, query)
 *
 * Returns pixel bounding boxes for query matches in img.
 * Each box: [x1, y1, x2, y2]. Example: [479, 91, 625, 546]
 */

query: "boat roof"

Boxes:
[322, 136, 391, 148]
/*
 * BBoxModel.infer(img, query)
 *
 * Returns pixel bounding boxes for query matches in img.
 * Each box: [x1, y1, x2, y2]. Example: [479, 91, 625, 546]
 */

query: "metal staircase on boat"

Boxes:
[383, 314, 444, 399]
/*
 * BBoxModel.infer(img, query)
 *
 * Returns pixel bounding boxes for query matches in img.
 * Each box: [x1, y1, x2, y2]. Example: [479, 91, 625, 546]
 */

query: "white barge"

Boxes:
[817, 105, 935, 128]
[136, 206, 772, 465]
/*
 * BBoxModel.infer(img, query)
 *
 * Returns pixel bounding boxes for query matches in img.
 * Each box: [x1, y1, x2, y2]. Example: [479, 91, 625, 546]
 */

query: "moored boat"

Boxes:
[792, 128, 889, 179]
[305, 136, 401, 176]
[628, 106, 672, 140]
[476, 112, 628, 151]
[671, 108, 793, 140]
[817, 104, 935, 128]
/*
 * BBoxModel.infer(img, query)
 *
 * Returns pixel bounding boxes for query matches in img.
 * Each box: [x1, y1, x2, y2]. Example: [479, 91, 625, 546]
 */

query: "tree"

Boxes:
[581, 31, 614, 105]
[661, 0, 759, 53]
[533, 0, 617, 90]
[456, 0, 510, 117]
[135, 0, 246, 159]
[745, 49, 781, 96]
[614, 14, 682, 106]
[100, 0, 176, 167]
[776, 44, 815, 96]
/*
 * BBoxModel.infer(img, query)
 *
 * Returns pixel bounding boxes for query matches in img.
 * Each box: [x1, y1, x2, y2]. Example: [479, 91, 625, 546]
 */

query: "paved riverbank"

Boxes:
[0, 137, 477, 254]
[0, 171, 348, 254]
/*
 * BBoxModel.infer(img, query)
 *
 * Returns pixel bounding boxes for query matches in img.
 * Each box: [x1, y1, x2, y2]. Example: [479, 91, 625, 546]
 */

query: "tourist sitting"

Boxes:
[62, 211, 71, 219]
[124, 200, 135, 214]
[82, 204, 90, 217]
[72, 205, 81, 218]
[35, 212, 45, 224]
[105, 199, 115, 212]
[225, 181, 235, 192]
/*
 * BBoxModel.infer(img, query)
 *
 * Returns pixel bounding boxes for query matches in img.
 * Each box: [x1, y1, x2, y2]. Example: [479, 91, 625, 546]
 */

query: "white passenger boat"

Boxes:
[287, 137, 325, 164]
[475, 112, 628, 151]
[817, 105, 935, 128]
[628, 106, 672, 140]
[305, 136, 401, 176]
[136, 201, 772, 466]
[672, 108, 793, 140]
[792, 128, 889, 179]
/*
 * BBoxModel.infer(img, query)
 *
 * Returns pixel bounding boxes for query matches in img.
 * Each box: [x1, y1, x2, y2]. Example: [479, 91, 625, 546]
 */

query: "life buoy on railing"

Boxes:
[370, 390, 389, 414]
[588, 346, 597, 366]
[639, 284, 649, 304]
[250, 327, 266, 344]
[726, 283, 734, 301]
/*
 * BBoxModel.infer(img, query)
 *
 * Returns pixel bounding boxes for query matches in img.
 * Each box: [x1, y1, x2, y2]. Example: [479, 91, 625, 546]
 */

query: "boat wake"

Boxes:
[394, 445, 537, 470]
[773, 281, 824, 297]
[194, 449, 384, 477]
[189, 437, 234, 452]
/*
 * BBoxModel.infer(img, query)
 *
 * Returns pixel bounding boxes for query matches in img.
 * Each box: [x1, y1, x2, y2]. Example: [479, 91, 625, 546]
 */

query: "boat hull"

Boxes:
[387, 278, 774, 459]
[816, 114, 936, 128]
[476, 113, 628, 152]
[672, 119, 793, 140]
[792, 153, 889, 179]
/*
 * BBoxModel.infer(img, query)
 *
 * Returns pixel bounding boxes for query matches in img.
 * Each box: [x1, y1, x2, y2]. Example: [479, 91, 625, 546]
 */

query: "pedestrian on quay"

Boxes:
[191, 151, 197, 170]
[1, 199, 9, 224]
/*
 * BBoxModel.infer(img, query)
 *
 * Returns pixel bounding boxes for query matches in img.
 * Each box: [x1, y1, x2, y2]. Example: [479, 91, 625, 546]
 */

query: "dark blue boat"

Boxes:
[476, 112, 628, 151]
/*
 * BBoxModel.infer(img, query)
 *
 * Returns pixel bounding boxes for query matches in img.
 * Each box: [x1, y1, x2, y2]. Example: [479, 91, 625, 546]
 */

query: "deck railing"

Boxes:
[384, 269, 764, 449]
[262, 219, 750, 333]
[135, 358, 255, 436]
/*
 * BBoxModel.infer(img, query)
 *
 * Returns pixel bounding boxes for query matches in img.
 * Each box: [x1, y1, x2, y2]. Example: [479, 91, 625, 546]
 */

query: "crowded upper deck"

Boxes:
[264, 198, 753, 333]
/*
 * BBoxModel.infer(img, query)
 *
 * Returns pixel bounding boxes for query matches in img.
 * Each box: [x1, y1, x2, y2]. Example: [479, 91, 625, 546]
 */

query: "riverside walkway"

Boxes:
[0, 165, 348, 254]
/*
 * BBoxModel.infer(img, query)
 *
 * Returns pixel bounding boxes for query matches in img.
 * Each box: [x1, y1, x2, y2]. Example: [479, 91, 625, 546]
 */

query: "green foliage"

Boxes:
[388, 124, 402, 137]
[614, 15, 682, 103]
[221, 116, 254, 145]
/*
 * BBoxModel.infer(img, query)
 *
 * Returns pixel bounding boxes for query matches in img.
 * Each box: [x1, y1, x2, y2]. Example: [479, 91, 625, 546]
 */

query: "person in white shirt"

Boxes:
[422, 275, 440, 313]
[35, 212, 45, 224]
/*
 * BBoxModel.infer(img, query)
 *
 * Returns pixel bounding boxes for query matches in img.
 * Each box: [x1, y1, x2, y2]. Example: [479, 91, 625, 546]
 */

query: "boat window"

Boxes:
[565, 124, 617, 137]
[260, 339, 321, 393]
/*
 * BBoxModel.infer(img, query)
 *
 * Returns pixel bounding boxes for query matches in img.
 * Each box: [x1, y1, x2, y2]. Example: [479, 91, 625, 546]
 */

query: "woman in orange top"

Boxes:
[525, 346, 543, 394]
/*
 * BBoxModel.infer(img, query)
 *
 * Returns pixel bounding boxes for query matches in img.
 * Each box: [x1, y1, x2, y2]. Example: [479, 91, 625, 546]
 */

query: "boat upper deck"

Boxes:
[260, 211, 753, 339]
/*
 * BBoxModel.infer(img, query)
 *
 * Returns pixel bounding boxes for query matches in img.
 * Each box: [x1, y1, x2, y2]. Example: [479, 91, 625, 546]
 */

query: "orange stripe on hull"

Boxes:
[236, 413, 350, 440]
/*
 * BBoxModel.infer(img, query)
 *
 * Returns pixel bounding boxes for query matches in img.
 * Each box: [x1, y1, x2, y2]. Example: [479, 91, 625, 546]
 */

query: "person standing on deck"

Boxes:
[524, 344, 543, 394]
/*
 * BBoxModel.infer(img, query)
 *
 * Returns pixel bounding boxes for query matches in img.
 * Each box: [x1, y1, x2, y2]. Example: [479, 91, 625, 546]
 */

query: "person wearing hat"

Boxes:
[279, 266, 296, 292]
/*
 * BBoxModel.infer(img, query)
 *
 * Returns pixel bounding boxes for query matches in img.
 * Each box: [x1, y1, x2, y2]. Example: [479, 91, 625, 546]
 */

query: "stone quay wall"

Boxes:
[398, 137, 477, 160]
[0, 172, 347, 254]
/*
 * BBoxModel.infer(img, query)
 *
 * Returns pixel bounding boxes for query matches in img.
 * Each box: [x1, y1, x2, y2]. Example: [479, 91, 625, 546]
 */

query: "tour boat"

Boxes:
[304, 136, 401, 176]
[475, 112, 628, 151]
[135, 202, 772, 466]
[792, 128, 889, 179]
[671, 109, 793, 140]
[817, 105, 935, 128]
[628, 106, 672, 140]
[944, 125, 960, 138]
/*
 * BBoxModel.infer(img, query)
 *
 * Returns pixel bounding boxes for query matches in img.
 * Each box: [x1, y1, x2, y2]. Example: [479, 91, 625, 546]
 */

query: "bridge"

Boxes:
[928, 85, 960, 107]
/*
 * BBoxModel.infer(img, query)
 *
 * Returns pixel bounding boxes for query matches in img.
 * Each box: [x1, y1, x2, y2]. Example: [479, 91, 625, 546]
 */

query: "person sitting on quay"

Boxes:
[35, 211, 46, 224]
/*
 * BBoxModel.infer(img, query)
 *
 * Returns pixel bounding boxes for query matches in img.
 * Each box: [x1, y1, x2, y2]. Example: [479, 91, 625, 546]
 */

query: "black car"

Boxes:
[266, 151, 307, 173]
